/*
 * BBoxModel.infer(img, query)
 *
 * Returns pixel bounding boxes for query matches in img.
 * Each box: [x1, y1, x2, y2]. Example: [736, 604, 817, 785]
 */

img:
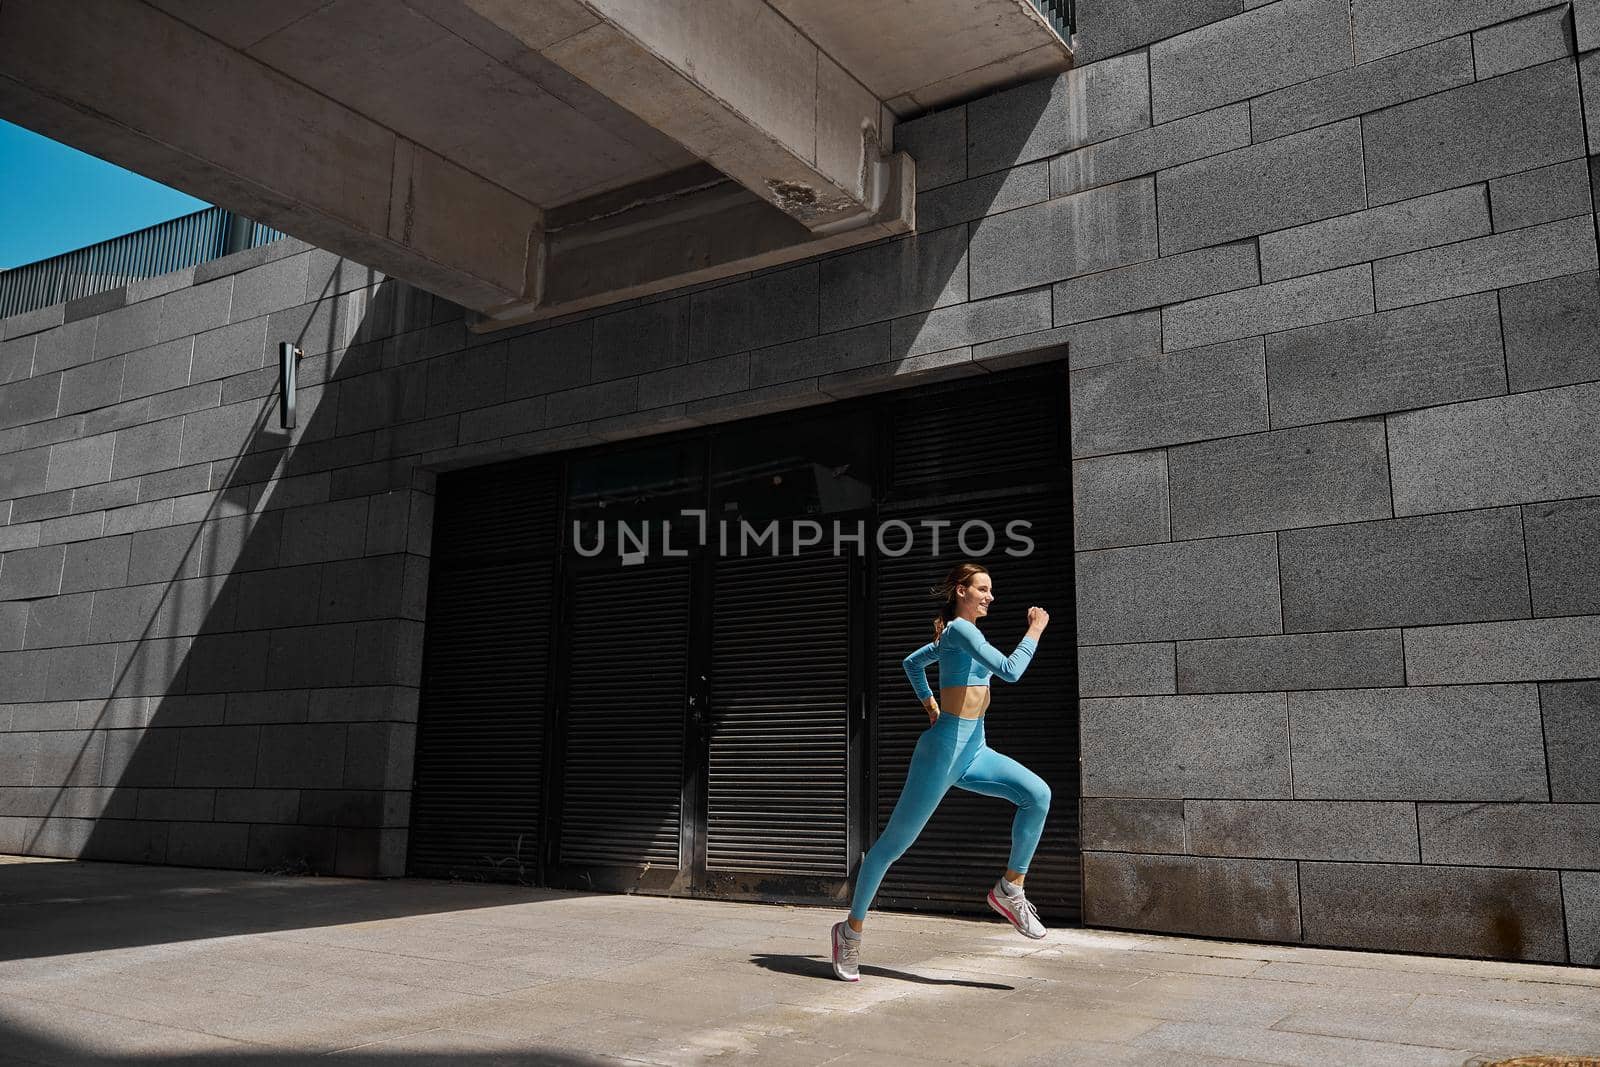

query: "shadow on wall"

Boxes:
[12, 268, 439, 891]
[0, 74, 1060, 944]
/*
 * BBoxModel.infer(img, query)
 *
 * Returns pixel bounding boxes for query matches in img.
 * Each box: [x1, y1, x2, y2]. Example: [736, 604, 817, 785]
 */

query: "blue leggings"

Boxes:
[848, 713, 1050, 921]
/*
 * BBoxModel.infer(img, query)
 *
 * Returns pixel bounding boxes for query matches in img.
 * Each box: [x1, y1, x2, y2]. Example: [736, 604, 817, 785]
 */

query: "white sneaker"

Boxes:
[987, 878, 1047, 939]
[830, 921, 861, 981]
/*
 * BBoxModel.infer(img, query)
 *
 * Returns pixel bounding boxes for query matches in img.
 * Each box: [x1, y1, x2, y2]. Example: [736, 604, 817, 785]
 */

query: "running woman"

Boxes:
[830, 560, 1051, 982]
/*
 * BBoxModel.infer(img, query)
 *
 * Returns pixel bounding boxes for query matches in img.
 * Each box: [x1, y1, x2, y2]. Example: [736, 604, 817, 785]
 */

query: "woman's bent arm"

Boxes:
[902, 642, 939, 700]
[945, 618, 1037, 683]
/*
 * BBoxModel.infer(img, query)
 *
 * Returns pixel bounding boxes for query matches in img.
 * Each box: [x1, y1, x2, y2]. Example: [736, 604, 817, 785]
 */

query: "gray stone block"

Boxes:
[1083, 853, 1301, 941]
[1351, 0, 1564, 62]
[1300, 861, 1565, 962]
[1542, 680, 1600, 802]
[592, 299, 689, 381]
[86, 306, 158, 367]
[224, 691, 310, 726]
[1055, 243, 1259, 326]
[156, 278, 232, 343]
[44, 642, 118, 699]
[166, 821, 248, 868]
[279, 497, 370, 566]
[0, 373, 62, 429]
[1265, 294, 1506, 427]
[100, 726, 177, 788]
[171, 724, 259, 789]
[1580, 0, 1600, 50]
[1260, 186, 1491, 284]
[1388, 381, 1600, 514]
[120, 338, 193, 400]
[1157, 120, 1365, 255]
[1419, 802, 1600, 868]
[318, 555, 405, 624]
[1049, 104, 1250, 198]
[234, 564, 322, 630]
[1279, 508, 1529, 631]
[343, 722, 415, 790]
[1186, 800, 1419, 861]
[1176, 630, 1405, 694]
[1073, 450, 1169, 550]
[1473, 6, 1574, 80]
[0, 544, 64, 599]
[1404, 615, 1600, 684]
[1074, 0, 1241, 64]
[308, 685, 418, 724]
[0, 446, 50, 499]
[0, 601, 24, 652]
[1289, 684, 1547, 800]
[214, 787, 299, 823]
[1168, 418, 1391, 539]
[747, 324, 890, 391]
[1076, 533, 1282, 644]
[1491, 159, 1592, 233]
[816, 345, 983, 399]
[1364, 61, 1586, 207]
[1500, 271, 1600, 392]
[267, 623, 358, 688]
[820, 227, 968, 331]
[1525, 496, 1600, 616]
[0, 334, 33, 384]
[917, 162, 1048, 231]
[135, 788, 216, 822]
[1036, 311, 1161, 371]
[256, 723, 347, 789]
[636, 352, 748, 409]
[39, 512, 105, 547]
[893, 290, 1050, 359]
[191, 318, 267, 384]
[1163, 265, 1375, 352]
[179, 398, 272, 466]
[1565, 871, 1600, 966]
[32, 728, 103, 788]
[1080, 797, 1186, 853]
[1149, 0, 1352, 122]
[58, 356, 125, 416]
[14, 490, 73, 525]
[970, 178, 1157, 299]
[336, 366, 427, 435]
[1082, 692, 1290, 797]
[425, 341, 506, 418]
[893, 104, 965, 191]
[109, 419, 183, 482]
[201, 511, 282, 575]
[0, 650, 48, 702]
[22, 592, 92, 650]
[1070, 337, 1266, 457]
[1249, 36, 1474, 142]
[1078, 642, 1176, 697]
[689, 264, 817, 361]
[126, 523, 203, 585]
[542, 376, 638, 425]
[229, 255, 310, 323]
[183, 632, 269, 693]
[246, 823, 338, 873]
[967, 52, 1151, 175]
[1378, 213, 1598, 309]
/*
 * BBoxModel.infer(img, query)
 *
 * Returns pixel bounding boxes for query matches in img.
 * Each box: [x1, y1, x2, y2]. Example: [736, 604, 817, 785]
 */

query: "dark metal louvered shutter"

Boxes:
[408, 461, 560, 880]
[558, 560, 689, 867]
[705, 548, 851, 876]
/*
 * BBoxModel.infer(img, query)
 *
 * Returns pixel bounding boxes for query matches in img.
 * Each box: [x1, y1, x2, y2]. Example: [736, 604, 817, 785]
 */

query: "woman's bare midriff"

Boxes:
[941, 684, 991, 719]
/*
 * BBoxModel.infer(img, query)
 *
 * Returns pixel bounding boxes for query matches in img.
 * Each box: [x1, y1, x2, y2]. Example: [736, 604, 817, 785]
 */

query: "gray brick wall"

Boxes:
[1, 0, 1598, 966]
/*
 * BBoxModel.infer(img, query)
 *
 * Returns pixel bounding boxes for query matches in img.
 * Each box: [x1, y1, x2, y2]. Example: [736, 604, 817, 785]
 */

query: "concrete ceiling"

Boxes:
[0, 0, 1070, 328]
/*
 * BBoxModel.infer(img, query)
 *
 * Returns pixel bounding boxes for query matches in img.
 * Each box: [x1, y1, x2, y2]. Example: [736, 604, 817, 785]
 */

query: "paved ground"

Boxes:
[0, 856, 1597, 1065]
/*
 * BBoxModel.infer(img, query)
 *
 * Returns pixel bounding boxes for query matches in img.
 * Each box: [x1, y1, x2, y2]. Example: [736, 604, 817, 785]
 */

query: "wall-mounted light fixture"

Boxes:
[278, 341, 302, 429]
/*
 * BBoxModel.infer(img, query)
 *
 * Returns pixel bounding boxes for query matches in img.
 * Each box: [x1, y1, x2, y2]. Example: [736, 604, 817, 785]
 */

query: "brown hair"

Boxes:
[930, 561, 989, 643]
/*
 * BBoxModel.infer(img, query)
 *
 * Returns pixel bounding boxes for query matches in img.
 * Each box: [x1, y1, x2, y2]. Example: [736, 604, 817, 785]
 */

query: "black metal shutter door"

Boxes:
[559, 560, 689, 867]
[873, 492, 1079, 918]
[706, 548, 851, 876]
[409, 462, 559, 880]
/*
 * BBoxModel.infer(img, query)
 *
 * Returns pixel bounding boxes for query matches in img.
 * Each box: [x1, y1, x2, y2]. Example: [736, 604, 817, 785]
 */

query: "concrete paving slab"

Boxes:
[1, 855, 1598, 1065]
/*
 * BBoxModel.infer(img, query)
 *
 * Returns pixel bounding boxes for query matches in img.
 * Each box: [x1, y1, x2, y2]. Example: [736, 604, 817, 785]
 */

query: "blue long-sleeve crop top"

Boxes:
[901, 617, 1037, 701]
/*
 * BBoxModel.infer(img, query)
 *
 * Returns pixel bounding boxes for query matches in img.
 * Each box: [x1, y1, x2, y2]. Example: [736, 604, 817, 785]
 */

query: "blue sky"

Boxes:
[0, 119, 209, 270]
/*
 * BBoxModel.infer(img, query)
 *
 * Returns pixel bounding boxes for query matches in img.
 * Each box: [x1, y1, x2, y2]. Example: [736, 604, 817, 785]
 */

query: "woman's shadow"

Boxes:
[749, 953, 1012, 990]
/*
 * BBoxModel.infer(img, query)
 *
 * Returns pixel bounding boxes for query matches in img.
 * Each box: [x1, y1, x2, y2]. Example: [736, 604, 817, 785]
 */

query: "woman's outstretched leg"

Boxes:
[954, 746, 1051, 938]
